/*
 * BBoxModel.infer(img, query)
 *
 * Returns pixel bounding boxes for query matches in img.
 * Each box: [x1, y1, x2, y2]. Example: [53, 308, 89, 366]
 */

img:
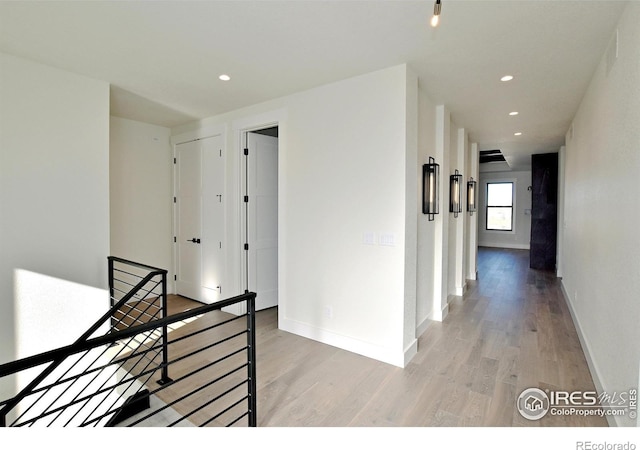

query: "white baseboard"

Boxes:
[442, 301, 450, 321]
[279, 316, 413, 368]
[478, 242, 530, 250]
[222, 303, 245, 316]
[560, 281, 624, 427]
[416, 315, 432, 337]
[417, 297, 451, 337]
[429, 301, 449, 322]
[403, 339, 418, 367]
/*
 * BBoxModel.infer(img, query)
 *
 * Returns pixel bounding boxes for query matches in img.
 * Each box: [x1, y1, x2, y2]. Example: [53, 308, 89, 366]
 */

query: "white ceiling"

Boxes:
[0, 0, 627, 171]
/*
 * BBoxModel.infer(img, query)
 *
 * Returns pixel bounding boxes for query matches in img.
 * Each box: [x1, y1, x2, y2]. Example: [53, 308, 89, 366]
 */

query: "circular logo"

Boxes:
[517, 388, 550, 420]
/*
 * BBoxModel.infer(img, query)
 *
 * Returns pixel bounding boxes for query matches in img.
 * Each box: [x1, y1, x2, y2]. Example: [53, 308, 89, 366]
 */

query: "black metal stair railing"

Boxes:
[0, 257, 258, 427]
[108, 257, 173, 386]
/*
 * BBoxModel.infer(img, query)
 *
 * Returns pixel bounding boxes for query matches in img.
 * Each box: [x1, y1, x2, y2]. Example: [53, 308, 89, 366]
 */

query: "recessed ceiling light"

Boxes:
[501, 75, 514, 82]
[509, 111, 519, 116]
[218, 74, 231, 81]
[514, 132, 522, 136]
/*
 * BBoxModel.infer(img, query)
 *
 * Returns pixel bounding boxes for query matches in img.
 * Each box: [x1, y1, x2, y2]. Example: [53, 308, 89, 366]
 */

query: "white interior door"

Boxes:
[175, 135, 225, 304]
[246, 132, 278, 311]
[176, 140, 201, 300]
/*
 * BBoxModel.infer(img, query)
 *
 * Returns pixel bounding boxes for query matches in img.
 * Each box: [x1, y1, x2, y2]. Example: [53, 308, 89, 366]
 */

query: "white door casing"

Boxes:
[245, 132, 278, 311]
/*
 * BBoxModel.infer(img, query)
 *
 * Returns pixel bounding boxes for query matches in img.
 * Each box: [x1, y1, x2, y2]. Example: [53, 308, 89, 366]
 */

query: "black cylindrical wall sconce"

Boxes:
[422, 157, 440, 221]
[467, 177, 477, 215]
[450, 169, 462, 218]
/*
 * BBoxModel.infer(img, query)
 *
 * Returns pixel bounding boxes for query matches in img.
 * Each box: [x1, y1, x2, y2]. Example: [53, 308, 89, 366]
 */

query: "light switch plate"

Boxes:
[379, 232, 395, 246]
[363, 232, 376, 245]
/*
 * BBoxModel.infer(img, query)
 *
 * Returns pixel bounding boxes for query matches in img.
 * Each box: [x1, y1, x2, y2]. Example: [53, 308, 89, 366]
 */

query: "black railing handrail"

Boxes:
[0, 267, 166, 417]
[0, 291, 255, 380]
[107, 256, 168, 275]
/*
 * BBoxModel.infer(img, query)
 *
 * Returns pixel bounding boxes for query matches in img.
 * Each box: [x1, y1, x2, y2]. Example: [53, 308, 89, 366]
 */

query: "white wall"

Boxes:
[458, 130, 469, 293]
[415, 86, 437, 335]
[478, 170, 532, 249]
[172, 65, 419, 367]
[403, 68, 419, 359]
[446, 123, 470, 298]
[466, 143, 479, 281]
[430, 105, 451, 321]
[0, 54, 110, 393]
[556, 145, 566, 278]
[447, 121, 459, 297]
[416, 105, 476, 329]
[110, 117, 173, 277]
[561, 1, 640, 427]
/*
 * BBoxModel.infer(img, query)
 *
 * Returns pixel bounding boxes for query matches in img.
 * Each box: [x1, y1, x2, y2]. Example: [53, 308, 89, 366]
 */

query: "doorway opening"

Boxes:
[242, 126, 279, 312]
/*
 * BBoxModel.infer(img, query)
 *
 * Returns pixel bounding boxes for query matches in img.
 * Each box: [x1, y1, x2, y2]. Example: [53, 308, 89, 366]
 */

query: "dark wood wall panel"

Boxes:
[530, 153, 558, 270]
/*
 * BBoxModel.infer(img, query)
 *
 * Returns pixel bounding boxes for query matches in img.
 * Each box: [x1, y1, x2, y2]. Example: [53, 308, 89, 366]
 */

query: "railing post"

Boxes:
[108, 257, 115, 330]
[157, 271, 173, 385]
[246, 291, 257, 427]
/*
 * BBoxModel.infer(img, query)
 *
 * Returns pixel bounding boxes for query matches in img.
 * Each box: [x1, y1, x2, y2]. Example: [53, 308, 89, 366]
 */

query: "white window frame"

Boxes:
[484, 179, 516, 235]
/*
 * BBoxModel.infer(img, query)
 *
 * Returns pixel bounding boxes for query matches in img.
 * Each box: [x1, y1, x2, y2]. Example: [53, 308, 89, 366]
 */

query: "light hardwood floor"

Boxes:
[150, 247, 606, 427]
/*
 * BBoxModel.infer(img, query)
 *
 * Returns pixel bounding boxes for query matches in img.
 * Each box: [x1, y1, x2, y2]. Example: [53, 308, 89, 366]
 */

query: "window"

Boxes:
[486, 182, 513, 231]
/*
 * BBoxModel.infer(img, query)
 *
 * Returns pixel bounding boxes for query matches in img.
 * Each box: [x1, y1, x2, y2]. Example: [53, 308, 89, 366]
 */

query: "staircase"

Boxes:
[0, 257, 257, 427]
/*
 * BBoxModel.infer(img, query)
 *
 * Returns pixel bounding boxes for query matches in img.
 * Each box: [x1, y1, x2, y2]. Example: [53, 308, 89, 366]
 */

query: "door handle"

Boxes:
[188, 238, 201, 244]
